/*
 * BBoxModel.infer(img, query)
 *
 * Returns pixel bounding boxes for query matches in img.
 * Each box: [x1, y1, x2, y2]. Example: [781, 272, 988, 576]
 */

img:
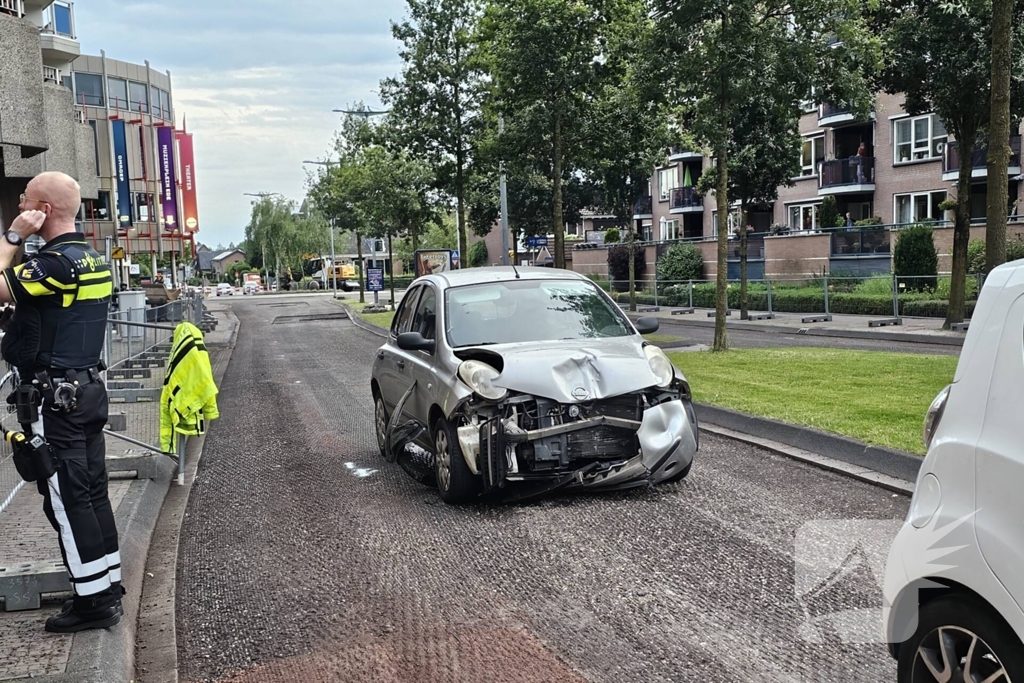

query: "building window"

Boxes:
[894, 114, 947, 163]
[81, 191, 111, 221]
[135, 193, 155, 222]
[74, 73, 103, 106]
[894, 191, 947, 224]
[129, 81, 149, 114]
[107, 77, 128, 111]
[641, 222, 652, 241]
[662, 218, 681, 241]
[151, 87, 171, 119]
[565, 222, 578, 236]
[53, 2, 73, 36]
[712, 210, 740, 236]
[658, 166, 678, 201]
[801, 134, 825, 177]
[788, 203, 822, 231]
[61, 75, 72, 91]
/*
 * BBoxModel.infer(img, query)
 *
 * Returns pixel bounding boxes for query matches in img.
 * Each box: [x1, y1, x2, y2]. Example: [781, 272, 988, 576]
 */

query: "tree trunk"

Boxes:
[456, 138, 469, 269]
[388, 230, 396, 311]
[946, 136, 976, 328]
[628, 219, 637, 312]
[713, 7, 730, 352]
[987, 0, 1013, 274]
[552, 112, 565, 269]
[357, 231, 365, 304]
[411, 223, 420, 253]
[740, 201, 748, 320]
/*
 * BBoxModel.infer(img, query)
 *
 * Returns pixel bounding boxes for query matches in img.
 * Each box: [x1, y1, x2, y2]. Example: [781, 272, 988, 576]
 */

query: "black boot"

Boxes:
[45, 606, 120, 633]
[60, 598, 123, 616]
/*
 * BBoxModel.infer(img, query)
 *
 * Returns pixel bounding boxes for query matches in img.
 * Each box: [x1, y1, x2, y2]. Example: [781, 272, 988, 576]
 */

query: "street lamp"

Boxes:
[331, 108, 390, 118]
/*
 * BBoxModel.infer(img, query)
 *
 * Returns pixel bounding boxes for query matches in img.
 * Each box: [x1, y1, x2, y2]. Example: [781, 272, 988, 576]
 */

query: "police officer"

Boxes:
[0, 172, 120, 633]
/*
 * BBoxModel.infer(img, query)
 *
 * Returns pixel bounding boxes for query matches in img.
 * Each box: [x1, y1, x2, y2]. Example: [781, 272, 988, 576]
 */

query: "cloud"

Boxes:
[76, 0, 406, 248]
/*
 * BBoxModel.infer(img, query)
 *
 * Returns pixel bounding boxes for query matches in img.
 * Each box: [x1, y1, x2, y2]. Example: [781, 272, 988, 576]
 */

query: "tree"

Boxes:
[380, 0, 483, 269]
[876, 0, 1024, 326]
[988, 0, 1015, 273]
[468, 239, 489, 266]
[603, 228, 621, 244]
[479, 0, 617, 269]
[893, 224, 938, 292]
[657, 243, 704, 283]
[653, 0, 879, 349]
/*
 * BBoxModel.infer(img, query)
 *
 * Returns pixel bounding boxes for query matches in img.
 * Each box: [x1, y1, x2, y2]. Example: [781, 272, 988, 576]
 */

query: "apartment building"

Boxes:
[0, 0, 98, 229]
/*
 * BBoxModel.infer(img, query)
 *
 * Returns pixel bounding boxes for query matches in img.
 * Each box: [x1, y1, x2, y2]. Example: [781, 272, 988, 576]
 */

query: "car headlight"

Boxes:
[922, 384, 951, 451]
[644, 345, 674, 389]
[458, 360, 507, 401]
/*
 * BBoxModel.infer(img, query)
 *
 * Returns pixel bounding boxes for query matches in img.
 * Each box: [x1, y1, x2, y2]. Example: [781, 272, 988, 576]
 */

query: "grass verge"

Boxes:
[347, 301, 396, 330]
[667, 348, 957, 454]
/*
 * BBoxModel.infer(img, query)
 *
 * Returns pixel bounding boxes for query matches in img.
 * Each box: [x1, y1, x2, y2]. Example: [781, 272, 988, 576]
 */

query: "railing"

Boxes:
[944, 135, 1022, 174]
[634, 195, 653, 216]
[820, 102, 852, 119]
[41, 0, 75, 38]
[830, 228, 891, 256]
[670, 187, 702, 210]
[728, 236, 766, 260]
[74, 106, 86, 123]
[0, 0, 24, 17]
[669, 147, 700, 157]
[42, 66, 60, 84]
[819, 156, 875, 188]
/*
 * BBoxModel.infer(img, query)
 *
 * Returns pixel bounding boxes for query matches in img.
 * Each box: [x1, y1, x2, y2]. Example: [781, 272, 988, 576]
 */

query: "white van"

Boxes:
[883, 259, 1024, 681]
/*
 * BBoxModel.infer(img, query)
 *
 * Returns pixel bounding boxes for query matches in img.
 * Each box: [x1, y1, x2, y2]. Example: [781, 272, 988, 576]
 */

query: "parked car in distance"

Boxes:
[242, 282, 260, 295]
[371, 266, 699, 505]
[883, 259, 1024, 681]
[216, 283, 234, 297]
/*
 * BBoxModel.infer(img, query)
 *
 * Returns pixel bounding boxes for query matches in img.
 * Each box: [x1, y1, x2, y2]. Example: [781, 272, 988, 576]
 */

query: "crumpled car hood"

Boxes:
[479, 337, 659, 402]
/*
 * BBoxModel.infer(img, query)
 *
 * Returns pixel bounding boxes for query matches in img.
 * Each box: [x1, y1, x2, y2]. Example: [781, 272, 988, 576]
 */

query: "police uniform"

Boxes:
[1, 233, 120, 625]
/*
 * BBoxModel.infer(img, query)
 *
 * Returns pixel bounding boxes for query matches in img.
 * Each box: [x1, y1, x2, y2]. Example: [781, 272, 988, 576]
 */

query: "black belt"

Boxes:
[24, 362, 106, 390]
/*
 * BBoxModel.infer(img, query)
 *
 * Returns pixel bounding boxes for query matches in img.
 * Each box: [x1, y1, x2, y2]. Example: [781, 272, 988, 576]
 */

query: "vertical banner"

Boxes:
[111, 120, 132, 232]
[157, 126, 179, 232]
[175, 131, 200, 233]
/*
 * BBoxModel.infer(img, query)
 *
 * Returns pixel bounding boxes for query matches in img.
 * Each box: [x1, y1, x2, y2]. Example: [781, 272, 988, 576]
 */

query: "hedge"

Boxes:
[902, 299, 977, 318]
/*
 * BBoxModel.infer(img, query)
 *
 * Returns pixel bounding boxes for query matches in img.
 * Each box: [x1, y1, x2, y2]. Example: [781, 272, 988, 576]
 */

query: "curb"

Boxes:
[636, 312, 965, 347]
[694, 403, 922, 484]
[40, 455, 176, 683]
[205, 307, 240, 349]
[335, 300, 389, 338]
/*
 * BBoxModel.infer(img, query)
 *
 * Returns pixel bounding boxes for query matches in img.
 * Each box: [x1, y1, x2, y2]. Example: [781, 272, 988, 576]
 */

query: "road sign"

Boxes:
[526, 237, 548, 248]
[367, 268, 384, 292]
[128, 264, 140, 275]
[111, 246, 125, 260]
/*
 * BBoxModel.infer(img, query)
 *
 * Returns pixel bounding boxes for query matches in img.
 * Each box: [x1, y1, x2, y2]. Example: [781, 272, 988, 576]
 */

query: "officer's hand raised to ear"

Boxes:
[10, 210, 46, 237]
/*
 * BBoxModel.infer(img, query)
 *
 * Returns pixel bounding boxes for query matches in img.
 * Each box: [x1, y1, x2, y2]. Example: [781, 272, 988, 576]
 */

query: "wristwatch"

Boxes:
[4, 231, 23, 247]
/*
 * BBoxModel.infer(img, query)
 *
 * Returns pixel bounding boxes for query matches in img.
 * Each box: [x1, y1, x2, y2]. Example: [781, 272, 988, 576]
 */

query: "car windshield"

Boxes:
[445, 279, 632, 347]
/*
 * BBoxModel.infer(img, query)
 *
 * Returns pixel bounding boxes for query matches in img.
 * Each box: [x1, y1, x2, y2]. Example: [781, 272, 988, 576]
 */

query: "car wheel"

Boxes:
[662, 461, 692, 484]
[897, 594, 1024, 683]
[433, 417, 478, 504]
[373, 394, 388, 458]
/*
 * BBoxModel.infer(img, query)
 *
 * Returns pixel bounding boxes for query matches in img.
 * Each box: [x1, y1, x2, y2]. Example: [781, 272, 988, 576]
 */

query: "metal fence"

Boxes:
[0, 293, 208, 514]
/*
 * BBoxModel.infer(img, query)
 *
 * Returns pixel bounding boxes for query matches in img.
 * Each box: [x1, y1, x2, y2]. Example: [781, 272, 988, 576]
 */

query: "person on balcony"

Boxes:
[856, 143, 869, 183]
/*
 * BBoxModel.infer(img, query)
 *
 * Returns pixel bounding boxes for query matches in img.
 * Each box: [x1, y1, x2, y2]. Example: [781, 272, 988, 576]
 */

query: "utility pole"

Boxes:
[329, 218, 338, 299]
[499, 114, 511, 266]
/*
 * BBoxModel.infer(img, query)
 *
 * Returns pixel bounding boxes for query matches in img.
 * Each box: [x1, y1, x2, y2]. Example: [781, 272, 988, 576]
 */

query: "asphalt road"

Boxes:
[176, 295, 910, 683]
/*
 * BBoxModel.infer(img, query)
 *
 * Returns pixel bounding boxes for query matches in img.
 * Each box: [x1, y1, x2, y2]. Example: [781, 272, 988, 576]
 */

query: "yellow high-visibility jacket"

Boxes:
[159, 322, 219, 453]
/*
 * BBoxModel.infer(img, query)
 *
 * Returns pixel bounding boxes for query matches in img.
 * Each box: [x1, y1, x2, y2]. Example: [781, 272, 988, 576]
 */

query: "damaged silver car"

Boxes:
[371, 266, 699, 504]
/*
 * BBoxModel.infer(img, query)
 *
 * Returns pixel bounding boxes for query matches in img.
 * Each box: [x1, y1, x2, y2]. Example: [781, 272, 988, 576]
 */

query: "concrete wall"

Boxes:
[0, 14, 47, 157]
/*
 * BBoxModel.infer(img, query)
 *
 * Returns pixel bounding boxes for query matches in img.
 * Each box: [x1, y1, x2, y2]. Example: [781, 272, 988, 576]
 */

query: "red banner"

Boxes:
[175, 131, 200, 233]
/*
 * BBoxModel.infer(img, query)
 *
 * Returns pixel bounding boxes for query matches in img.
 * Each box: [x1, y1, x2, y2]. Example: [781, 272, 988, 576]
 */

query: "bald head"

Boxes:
[24, 172, 80, 240]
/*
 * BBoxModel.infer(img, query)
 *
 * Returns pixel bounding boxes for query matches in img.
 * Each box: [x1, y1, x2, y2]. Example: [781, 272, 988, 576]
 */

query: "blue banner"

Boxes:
[367, 268, 384, 292]
[111, 120, 132, 230]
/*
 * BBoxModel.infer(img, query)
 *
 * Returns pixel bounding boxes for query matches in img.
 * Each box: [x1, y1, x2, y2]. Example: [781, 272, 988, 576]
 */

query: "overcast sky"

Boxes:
[78, 0, 406, 249]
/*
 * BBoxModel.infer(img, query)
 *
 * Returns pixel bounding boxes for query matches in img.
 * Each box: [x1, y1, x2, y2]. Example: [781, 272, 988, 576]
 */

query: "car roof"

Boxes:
[421, 266, 589, 289]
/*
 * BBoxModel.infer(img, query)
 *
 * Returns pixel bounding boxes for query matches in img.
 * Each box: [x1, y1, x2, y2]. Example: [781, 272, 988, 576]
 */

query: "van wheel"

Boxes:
[898, 593, 1024, 683]
[433, 418, 478, 505]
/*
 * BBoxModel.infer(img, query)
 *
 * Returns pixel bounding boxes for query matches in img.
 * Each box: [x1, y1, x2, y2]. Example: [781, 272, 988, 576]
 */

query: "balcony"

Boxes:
[42, 65, 60, 83]
[819, 102, 856, 127]
[0, 0, 24, 17]
[818, 157, 875, 195]
[633, 195, 653, 219]
[942, 135, 1022, 181]
[668, 146, 702, 161]
[669, 187, 703, 213]
[830, 228, 891, 256]
[39, 1, 79, 62]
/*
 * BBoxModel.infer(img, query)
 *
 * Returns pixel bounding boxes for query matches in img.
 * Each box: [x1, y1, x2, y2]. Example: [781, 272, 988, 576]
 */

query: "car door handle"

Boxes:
[397, 360, 406, 371]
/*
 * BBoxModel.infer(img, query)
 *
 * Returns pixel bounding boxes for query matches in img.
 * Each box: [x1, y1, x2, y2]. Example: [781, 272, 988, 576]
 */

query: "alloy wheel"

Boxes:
[912, 625, 1010, 683]
[435, 430, 451, 492]
[374, 397, 387, 453]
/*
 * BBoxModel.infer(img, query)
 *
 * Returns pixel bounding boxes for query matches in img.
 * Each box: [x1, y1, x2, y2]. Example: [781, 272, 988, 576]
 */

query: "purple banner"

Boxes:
[157, 126, 179, 232]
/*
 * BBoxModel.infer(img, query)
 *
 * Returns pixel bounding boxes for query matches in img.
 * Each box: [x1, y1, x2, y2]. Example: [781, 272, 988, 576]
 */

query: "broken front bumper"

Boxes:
[463, 398, 698, 494]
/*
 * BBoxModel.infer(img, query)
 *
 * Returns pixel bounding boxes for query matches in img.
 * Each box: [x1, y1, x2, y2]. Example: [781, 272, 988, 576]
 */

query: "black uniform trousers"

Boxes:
[29, 380, 120, 614]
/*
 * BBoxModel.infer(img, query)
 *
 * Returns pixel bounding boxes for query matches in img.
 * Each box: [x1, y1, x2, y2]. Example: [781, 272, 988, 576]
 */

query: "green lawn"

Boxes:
[643, 333, 682, 343]
[667, 348, 958, 454]
[347, 301, 396, 330]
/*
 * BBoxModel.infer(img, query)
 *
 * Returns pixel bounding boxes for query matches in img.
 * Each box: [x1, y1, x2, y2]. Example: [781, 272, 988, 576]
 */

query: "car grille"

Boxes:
[567, 425, 639, 460]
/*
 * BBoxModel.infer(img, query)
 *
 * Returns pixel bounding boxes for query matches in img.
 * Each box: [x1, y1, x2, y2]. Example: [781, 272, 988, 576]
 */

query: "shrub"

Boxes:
[607, 245, 645, 291]
[1008, 235, 1024, 263]
[854, 276, 894, 296]
[967, 239, 987, 274]
[657, 243, 704, 285]
[934, 276, 980, 301]
[854, 216, 883, 227]
[893, 224, 938, 291]
[819, 196, 842, 230]
[603, 228, 621, 244]
[468, 240, 489, 267]
[903, 299, 976, 318]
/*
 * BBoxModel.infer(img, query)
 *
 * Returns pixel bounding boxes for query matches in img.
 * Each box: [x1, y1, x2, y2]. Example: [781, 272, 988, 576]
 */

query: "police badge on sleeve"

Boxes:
[16, 260, 46, 282]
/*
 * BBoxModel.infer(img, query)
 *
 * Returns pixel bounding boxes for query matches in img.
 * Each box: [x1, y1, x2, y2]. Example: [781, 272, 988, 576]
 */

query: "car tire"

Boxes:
[373, 393, 388, 458]
[662, 461, 692, 484]
[897, 593, 1024, 683]
[433, 417, 478, 505]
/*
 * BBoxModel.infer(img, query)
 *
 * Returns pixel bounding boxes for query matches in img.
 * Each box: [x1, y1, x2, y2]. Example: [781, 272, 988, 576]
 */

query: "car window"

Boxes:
[410, 287, 437, 341]
[391, 287, 420, 336]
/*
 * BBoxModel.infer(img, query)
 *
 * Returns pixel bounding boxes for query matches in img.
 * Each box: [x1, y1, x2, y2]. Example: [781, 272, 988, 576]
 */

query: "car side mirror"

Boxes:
[397, 332, 435, 354]
[634, 317, 660, 335]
